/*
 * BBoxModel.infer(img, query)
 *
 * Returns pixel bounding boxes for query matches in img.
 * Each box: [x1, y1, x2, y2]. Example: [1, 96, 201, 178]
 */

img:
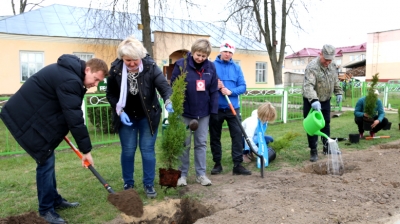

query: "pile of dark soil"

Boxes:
[0, 211, 47, 224]
[107, 189, 144, 217]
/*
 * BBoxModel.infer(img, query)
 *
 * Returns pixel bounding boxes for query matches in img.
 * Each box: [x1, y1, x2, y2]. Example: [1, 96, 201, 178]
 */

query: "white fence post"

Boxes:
[383, 85, 388, 108]
[283, 89, 288, 123]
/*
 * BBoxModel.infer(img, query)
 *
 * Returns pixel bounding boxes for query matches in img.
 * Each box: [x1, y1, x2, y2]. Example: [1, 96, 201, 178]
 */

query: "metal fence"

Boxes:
[1, 82, 400, 156]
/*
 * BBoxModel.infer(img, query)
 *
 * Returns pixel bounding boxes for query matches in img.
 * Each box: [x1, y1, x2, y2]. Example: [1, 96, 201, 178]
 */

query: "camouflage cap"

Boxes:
[322, 44, 335, 60]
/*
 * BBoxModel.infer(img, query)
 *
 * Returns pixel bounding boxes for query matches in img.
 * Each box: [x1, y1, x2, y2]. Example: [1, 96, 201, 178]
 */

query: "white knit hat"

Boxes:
[220, 40, 235, 54]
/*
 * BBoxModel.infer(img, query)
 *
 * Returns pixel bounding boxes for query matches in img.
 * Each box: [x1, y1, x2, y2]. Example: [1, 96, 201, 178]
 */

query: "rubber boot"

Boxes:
[310, 148, 318, 162]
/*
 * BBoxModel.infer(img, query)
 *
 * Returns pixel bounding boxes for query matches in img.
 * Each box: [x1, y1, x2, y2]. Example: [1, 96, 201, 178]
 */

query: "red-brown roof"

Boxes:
[285, 43, 366, 59]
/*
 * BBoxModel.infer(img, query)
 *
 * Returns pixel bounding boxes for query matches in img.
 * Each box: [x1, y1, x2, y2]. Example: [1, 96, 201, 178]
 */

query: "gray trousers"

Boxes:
[179, 115, 210, 177]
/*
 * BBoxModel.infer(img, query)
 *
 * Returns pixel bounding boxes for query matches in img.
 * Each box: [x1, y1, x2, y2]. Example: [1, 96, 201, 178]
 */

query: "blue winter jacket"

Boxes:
[171, 53, 219, 119]
[354, 96, 385, 122]
[214, 55, 246, 109]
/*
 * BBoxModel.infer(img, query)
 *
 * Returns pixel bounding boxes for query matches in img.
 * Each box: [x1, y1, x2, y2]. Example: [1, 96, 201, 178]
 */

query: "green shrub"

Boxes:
[159, 58, 187, 169]
[364, 73, 379, 118]
[87, 105, 115, 134]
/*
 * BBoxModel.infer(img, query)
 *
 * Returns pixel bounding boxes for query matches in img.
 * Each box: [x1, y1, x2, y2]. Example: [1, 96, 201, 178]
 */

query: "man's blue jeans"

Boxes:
[36, 151, 63, 215]
[119, 117, 158, 187]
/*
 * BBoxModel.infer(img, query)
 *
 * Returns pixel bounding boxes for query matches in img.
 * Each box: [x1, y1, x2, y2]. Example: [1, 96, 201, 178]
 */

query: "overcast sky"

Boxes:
[1, 0, 398, 53]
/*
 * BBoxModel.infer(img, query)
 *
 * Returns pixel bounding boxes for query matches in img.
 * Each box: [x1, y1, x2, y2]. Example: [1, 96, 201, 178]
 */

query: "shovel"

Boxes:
[64, 136, 115, 193]
[224, 95, 265, 178]
[64, 136, 144, 217]
[365, 135, 390, 140]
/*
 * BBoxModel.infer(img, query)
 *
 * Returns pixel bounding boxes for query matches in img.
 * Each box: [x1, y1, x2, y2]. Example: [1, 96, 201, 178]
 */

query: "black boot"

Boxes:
[310, 148, 318, 162]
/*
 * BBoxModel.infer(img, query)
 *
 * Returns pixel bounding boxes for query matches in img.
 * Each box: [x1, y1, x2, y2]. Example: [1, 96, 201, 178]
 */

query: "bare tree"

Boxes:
[225, 0, 308, 87]
[11, 0, 45, 15]
[84, 0, 198, 59]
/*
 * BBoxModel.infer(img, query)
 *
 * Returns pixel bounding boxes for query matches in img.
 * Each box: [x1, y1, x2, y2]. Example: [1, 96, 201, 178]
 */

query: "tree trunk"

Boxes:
[140, 0, 153, 56]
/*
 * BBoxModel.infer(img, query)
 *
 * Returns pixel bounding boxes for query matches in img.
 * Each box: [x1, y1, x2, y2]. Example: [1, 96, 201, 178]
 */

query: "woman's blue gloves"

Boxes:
[120, 112, 132, 126]
[166, 103, 174, 113]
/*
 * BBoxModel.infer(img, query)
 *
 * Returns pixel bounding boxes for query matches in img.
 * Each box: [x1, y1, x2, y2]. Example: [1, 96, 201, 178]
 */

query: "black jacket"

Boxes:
[106, 55, 172, 135]
[0, 54, 92, 164]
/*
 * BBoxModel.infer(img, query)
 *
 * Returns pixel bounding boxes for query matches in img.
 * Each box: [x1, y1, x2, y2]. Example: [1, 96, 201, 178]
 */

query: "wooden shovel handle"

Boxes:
[365, 136, 390, 140]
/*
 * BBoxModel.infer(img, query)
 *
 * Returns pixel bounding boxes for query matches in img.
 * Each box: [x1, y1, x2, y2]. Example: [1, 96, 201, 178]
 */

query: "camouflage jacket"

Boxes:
[302, 56, 343, 102]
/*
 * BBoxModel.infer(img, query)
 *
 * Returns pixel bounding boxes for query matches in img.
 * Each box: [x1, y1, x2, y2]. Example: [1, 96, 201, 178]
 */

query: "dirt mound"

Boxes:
[0, 211, 47, 224]
[107, 189, 143, 217]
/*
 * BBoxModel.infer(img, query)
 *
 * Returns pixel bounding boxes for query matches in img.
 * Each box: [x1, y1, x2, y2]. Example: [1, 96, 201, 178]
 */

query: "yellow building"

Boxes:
[366, 29, 400, 81]
[0, 4, 274, 95]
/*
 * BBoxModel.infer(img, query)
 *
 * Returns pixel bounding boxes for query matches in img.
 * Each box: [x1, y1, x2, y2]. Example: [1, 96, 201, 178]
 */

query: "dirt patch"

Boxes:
[6, 140, 400, 224]
[118, 198, 212, 224]
[0, 211, 47, 224]
[107, 189, 143, 217]
[105, 141, 400, 223]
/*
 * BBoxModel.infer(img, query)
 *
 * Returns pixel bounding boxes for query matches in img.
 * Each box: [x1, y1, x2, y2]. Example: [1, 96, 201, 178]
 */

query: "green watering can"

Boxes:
[303, 109, 329, 139]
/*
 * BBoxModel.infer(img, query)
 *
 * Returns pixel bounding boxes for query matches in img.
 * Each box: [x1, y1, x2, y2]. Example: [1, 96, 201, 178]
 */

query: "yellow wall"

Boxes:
[210, 50, 274, 88]
[153, 32, 273, 88]
[366, 29, 400, 81]
[0, 34, 118, 95]
[1, 32, 274, 95]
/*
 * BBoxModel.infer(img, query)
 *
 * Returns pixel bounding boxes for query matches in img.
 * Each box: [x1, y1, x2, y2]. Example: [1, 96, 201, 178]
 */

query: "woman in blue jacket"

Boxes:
[171, 38, 219, 187]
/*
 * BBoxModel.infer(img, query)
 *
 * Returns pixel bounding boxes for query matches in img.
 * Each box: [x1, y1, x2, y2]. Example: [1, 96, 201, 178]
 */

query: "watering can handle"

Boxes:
[307, 108, 314, 116]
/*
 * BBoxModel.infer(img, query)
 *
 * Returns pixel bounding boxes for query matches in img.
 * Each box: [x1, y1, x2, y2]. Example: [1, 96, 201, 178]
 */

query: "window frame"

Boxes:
[73, 52, 94, 61]
[255, 62, 267, 83]
[19, 51, 44, 82]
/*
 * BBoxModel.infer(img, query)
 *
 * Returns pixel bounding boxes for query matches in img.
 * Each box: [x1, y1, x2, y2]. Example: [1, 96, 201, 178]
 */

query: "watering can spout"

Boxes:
[315, 130, 329, 139]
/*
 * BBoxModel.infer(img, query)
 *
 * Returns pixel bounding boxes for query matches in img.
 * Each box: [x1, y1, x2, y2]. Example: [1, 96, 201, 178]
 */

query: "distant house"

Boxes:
[366, 29, 400, 82]
[0, 4, 274, 95]
[284, 43, 367, 75]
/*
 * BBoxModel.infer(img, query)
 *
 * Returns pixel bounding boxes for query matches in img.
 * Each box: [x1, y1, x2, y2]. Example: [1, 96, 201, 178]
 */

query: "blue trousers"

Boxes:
[36, 151, 63, 215]
[119, 117, 158, 187]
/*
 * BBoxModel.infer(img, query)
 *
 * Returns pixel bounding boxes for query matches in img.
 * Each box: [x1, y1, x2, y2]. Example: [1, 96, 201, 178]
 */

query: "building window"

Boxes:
[20, 51, 44, 82]
[336, 59, 342, 65]
[255, 62, 267, 83]
[73, 52, 94, 61]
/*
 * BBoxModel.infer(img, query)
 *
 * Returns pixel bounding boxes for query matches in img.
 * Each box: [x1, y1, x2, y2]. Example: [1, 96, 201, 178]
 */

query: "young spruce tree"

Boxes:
[364, 73, 379, 119]
[159, 59, 188, 169]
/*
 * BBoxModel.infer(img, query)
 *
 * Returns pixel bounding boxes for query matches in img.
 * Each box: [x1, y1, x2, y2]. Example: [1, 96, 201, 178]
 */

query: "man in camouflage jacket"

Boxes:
[302, 44, 343, 162]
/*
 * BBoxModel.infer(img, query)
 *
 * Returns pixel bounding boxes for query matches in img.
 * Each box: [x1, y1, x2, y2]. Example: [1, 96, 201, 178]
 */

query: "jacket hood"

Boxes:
[57, 54, 85, 80]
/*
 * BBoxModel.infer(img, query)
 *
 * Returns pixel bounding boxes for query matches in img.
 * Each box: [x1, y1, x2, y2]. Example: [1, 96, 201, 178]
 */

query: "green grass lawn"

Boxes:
[0, 111, 398, 223]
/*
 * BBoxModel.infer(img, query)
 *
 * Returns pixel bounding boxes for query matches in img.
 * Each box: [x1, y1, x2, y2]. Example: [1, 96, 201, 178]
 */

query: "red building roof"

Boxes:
[285, 43, 366, 59]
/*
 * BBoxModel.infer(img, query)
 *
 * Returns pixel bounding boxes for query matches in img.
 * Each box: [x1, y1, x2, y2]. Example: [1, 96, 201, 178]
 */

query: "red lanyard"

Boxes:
[196, 68, 204, 80]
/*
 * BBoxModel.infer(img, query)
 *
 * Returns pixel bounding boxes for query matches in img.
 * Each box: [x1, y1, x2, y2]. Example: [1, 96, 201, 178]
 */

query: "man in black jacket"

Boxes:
[0, 54, 108, 224]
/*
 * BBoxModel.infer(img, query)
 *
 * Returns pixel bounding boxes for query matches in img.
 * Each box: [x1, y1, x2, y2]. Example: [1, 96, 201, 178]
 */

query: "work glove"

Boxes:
[120, 112, 133, 126]
[264, 135, 274, 144]
[311, 101, 321, 111]
[165, 103, 174, 113]
[336, 94, 342, 105]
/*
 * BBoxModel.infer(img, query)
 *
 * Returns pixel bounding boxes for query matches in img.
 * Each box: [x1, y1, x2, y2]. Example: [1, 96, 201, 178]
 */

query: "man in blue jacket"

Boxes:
[209, 40, 251, 175]
[0, 54, 108, 224]
[354, 89, 389, 138]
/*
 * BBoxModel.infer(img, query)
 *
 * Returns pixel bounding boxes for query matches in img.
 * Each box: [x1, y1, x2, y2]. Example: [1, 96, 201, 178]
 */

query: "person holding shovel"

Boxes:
[106, 36, 173, 199]
[242, 102, 277, 165]
[302, 44, 343, 162]
[171, 38, 219, 187]
[209, 39, 251, 175]
[0, 55, 109, 224]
